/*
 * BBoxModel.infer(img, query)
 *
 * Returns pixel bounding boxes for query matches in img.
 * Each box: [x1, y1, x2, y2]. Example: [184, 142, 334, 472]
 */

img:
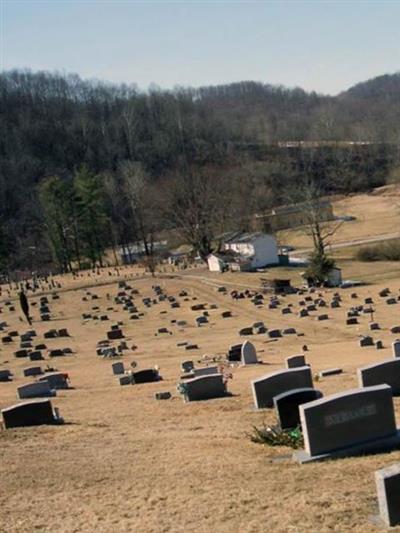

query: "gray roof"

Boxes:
[221, 231, 266, 244]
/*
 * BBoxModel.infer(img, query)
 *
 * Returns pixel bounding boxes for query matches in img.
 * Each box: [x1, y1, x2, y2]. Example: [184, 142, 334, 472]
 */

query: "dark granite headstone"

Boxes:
[2, 399, 62, 429]
[132, 369, 159, 384]
[251, 367, 313, 409]
[358, 359, 400, 394]
[274, 387, 322, 430]
[294, 384, 400, 463]
[179, 374, 226, 402]
[376, 464, 400, 527]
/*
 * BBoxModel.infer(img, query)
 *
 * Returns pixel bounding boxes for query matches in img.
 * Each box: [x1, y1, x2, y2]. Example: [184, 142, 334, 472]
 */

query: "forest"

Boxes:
[1, 69, 400, 273]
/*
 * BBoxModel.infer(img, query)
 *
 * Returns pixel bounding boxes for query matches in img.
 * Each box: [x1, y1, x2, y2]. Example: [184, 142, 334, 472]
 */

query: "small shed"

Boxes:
[327, 267, 342, 287]
[207, 254, 227, 273]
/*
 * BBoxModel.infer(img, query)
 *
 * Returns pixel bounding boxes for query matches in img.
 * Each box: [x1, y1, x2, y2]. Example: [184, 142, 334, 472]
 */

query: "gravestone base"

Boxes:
[293, 430, 400, 464]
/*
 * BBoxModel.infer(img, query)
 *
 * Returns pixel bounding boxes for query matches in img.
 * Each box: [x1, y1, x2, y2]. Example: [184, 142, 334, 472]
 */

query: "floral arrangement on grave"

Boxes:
[249, 424, 304, 449]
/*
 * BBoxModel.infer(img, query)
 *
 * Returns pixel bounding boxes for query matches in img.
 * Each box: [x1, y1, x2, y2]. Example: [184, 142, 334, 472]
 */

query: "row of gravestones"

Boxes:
[0, 278, 126, 428]
[174, 334, 400, 464]
[1, 327, 73, 366]
[0, 367, 70, 428]
[0, 292, 72, 429]
[176, 341, 261, 401]
[238, 325, 297, 337]
[111, 361, 160, 386]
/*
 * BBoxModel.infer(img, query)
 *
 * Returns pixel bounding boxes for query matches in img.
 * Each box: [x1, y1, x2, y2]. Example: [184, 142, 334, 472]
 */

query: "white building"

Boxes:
[207, 254, 227, 272]
[223, 232, 279, 269]
[207, 232, 279, 272]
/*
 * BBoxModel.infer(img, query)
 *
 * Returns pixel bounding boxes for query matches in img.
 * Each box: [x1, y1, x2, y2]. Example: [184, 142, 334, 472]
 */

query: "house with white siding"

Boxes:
[207, 232, 279, 272]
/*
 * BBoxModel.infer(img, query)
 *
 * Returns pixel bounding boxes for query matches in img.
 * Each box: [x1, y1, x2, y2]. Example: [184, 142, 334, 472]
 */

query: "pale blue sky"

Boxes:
[1, 0, 400, 95]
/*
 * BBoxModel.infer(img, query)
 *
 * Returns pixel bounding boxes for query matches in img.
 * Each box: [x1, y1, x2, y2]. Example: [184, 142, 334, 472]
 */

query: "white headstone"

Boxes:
[241, 341, 258, 365]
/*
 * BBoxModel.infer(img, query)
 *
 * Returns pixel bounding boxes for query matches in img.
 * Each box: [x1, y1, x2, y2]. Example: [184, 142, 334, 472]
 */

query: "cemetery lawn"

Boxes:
[1, 265, 400, 532]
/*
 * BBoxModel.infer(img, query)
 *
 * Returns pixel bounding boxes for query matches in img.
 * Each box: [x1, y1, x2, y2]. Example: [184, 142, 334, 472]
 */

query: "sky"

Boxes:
[1, 0, 400, 95]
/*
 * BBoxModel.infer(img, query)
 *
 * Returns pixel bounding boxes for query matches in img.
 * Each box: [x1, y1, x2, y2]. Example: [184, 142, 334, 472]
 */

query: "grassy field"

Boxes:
[278, 184, 400, 252]
[0, 186, 400, 532]
[1, 262, 400, 532]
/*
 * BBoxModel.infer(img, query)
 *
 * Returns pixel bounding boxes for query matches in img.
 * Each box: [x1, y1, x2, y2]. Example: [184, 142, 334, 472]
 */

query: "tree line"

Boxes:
[1, 69, 400, 273]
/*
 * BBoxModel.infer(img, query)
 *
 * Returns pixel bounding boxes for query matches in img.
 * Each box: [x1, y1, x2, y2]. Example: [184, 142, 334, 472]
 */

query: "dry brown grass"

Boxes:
[1, 262, 400, 532]
[0, 183, 399, 531]
[278, 185, 400, 251]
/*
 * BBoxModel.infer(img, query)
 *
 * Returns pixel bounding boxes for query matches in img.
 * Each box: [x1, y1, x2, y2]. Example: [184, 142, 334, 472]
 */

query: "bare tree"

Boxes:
[284, 177, 344, 284]
[163, 165, 234, 261]
[120, 161, 160, 275]
[290, 177, 343, 256]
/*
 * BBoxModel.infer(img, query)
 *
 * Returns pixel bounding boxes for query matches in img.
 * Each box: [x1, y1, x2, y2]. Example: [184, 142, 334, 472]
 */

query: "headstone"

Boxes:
[241, 341, 258, 365]
[17, 381, 55, 399]
[44, 330, 59, 340]
[0, 369, 12, 382]
[23, 366, 43, 377]
[274, 388, 323, 430]
[359, 336, 374, 347]
[268, 329, 282, 338]
[375, 463, 400, 527]
[179, 374, 226, 402]
[283, 328, 296, 335]
[196, 316, 208, 326]
[181, 360, 194, 373]
[227, 344, 242, 362]
[20, 342, 32, 349]
[39, 372, 69, 390]
[358, 359, 400, 394]
[2, 399, 63, 429]
[286, 355, 306, 369]
[112, 361, 125, 375]
[294, 385, 400, 463]
[251, 367, 313, 409]
[319, 368, 343, 377]
[155, 391, 171, 400]
[30, 351, 44, 361]
[14, 349, 29, 358]
[193, 366, 219, 377]
[119, 375, 132, 386]
[49, 349, 65, 357]
[107, 329, 124, 340]
[392, 340, 400, 358]
[132, 369, 159, 384]
[239, 327, 253, 336]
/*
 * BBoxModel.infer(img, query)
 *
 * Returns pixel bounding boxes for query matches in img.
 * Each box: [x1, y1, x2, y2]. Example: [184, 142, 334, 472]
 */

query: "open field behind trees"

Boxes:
[279, 184, 400, 253]
[1, 264, 400, 532]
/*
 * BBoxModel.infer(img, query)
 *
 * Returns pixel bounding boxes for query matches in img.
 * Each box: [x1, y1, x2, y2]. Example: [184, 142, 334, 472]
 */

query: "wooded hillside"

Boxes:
[1, 69, 399, 272]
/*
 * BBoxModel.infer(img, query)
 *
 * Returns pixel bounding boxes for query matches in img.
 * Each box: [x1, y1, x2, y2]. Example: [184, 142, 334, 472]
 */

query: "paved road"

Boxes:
[291, 231, 400, 256]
